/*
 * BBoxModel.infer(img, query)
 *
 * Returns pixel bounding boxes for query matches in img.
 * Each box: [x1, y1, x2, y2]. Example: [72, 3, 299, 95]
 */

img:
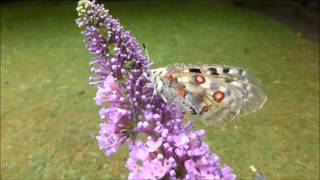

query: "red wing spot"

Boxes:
[177, 88, 186, 97]
[202, 106, 210, 112]
[213, 91, 225, 102]
[165, 74, 174, 81]
[194, 74, 206, 84]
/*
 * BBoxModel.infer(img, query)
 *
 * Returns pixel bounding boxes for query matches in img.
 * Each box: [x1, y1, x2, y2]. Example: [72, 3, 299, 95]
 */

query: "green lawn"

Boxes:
[1, 1, 319, 179]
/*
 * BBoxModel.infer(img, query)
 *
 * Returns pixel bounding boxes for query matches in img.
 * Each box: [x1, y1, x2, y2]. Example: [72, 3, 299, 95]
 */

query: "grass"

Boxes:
[1, 0, 319, 179]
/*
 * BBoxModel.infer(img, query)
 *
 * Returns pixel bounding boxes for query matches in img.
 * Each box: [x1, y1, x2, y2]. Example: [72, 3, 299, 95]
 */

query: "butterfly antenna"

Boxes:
[142, 43, 157, 102]
[143, 43, 151, 65]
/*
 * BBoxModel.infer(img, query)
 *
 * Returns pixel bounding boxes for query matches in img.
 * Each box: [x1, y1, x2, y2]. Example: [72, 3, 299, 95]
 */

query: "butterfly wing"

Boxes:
[165, 64, 267, 126]
[172, 73, 242, 126]
[149, 68, 201, 112]
[201, 76, 266, 126]
[201, 82, 244, 126]
[151, 64, 267, 126]
[226, 80, 267, 117]
[167, 64, 260, 85]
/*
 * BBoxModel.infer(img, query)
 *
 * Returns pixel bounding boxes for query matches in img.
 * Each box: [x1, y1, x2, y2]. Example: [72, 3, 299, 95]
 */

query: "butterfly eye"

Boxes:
[194, 74, 206, 84]
[213, 91, 225, 102]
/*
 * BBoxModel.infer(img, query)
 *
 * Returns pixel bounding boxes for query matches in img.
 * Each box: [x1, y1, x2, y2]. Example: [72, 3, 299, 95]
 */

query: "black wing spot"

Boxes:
[225, 79, 233, 83]
[208, 67, 219, 75]
[189, 68, 201, 73]
[238, 69, 244, 75]
[190, 107, 197, 115]
[223, 68, 230, 73]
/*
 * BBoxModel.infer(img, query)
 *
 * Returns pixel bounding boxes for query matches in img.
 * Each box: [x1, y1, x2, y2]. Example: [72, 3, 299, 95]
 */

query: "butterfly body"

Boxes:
[148, 64, 267, 126]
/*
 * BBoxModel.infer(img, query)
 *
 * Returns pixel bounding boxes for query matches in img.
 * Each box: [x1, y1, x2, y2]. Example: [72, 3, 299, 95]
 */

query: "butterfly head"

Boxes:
[146, 68, 167, 92]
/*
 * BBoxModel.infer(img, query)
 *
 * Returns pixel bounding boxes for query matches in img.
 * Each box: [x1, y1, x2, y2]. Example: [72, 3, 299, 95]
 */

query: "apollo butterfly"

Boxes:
[143, 44, 267, 126]
[147, 64, 267, 126]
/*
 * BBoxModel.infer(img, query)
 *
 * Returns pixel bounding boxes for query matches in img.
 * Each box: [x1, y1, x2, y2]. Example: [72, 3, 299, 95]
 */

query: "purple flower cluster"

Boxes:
[76, 0, 236, 179]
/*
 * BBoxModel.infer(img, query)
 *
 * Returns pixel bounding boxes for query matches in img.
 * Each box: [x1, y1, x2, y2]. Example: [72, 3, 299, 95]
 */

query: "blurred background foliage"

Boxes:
[1, 0, 319, 179]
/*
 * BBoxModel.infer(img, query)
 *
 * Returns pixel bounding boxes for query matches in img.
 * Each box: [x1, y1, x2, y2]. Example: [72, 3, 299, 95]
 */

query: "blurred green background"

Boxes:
[1, 0, 319, 179]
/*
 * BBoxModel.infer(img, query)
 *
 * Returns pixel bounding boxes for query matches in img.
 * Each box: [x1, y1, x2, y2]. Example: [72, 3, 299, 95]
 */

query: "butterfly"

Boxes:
[147, 64, 267, 126]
